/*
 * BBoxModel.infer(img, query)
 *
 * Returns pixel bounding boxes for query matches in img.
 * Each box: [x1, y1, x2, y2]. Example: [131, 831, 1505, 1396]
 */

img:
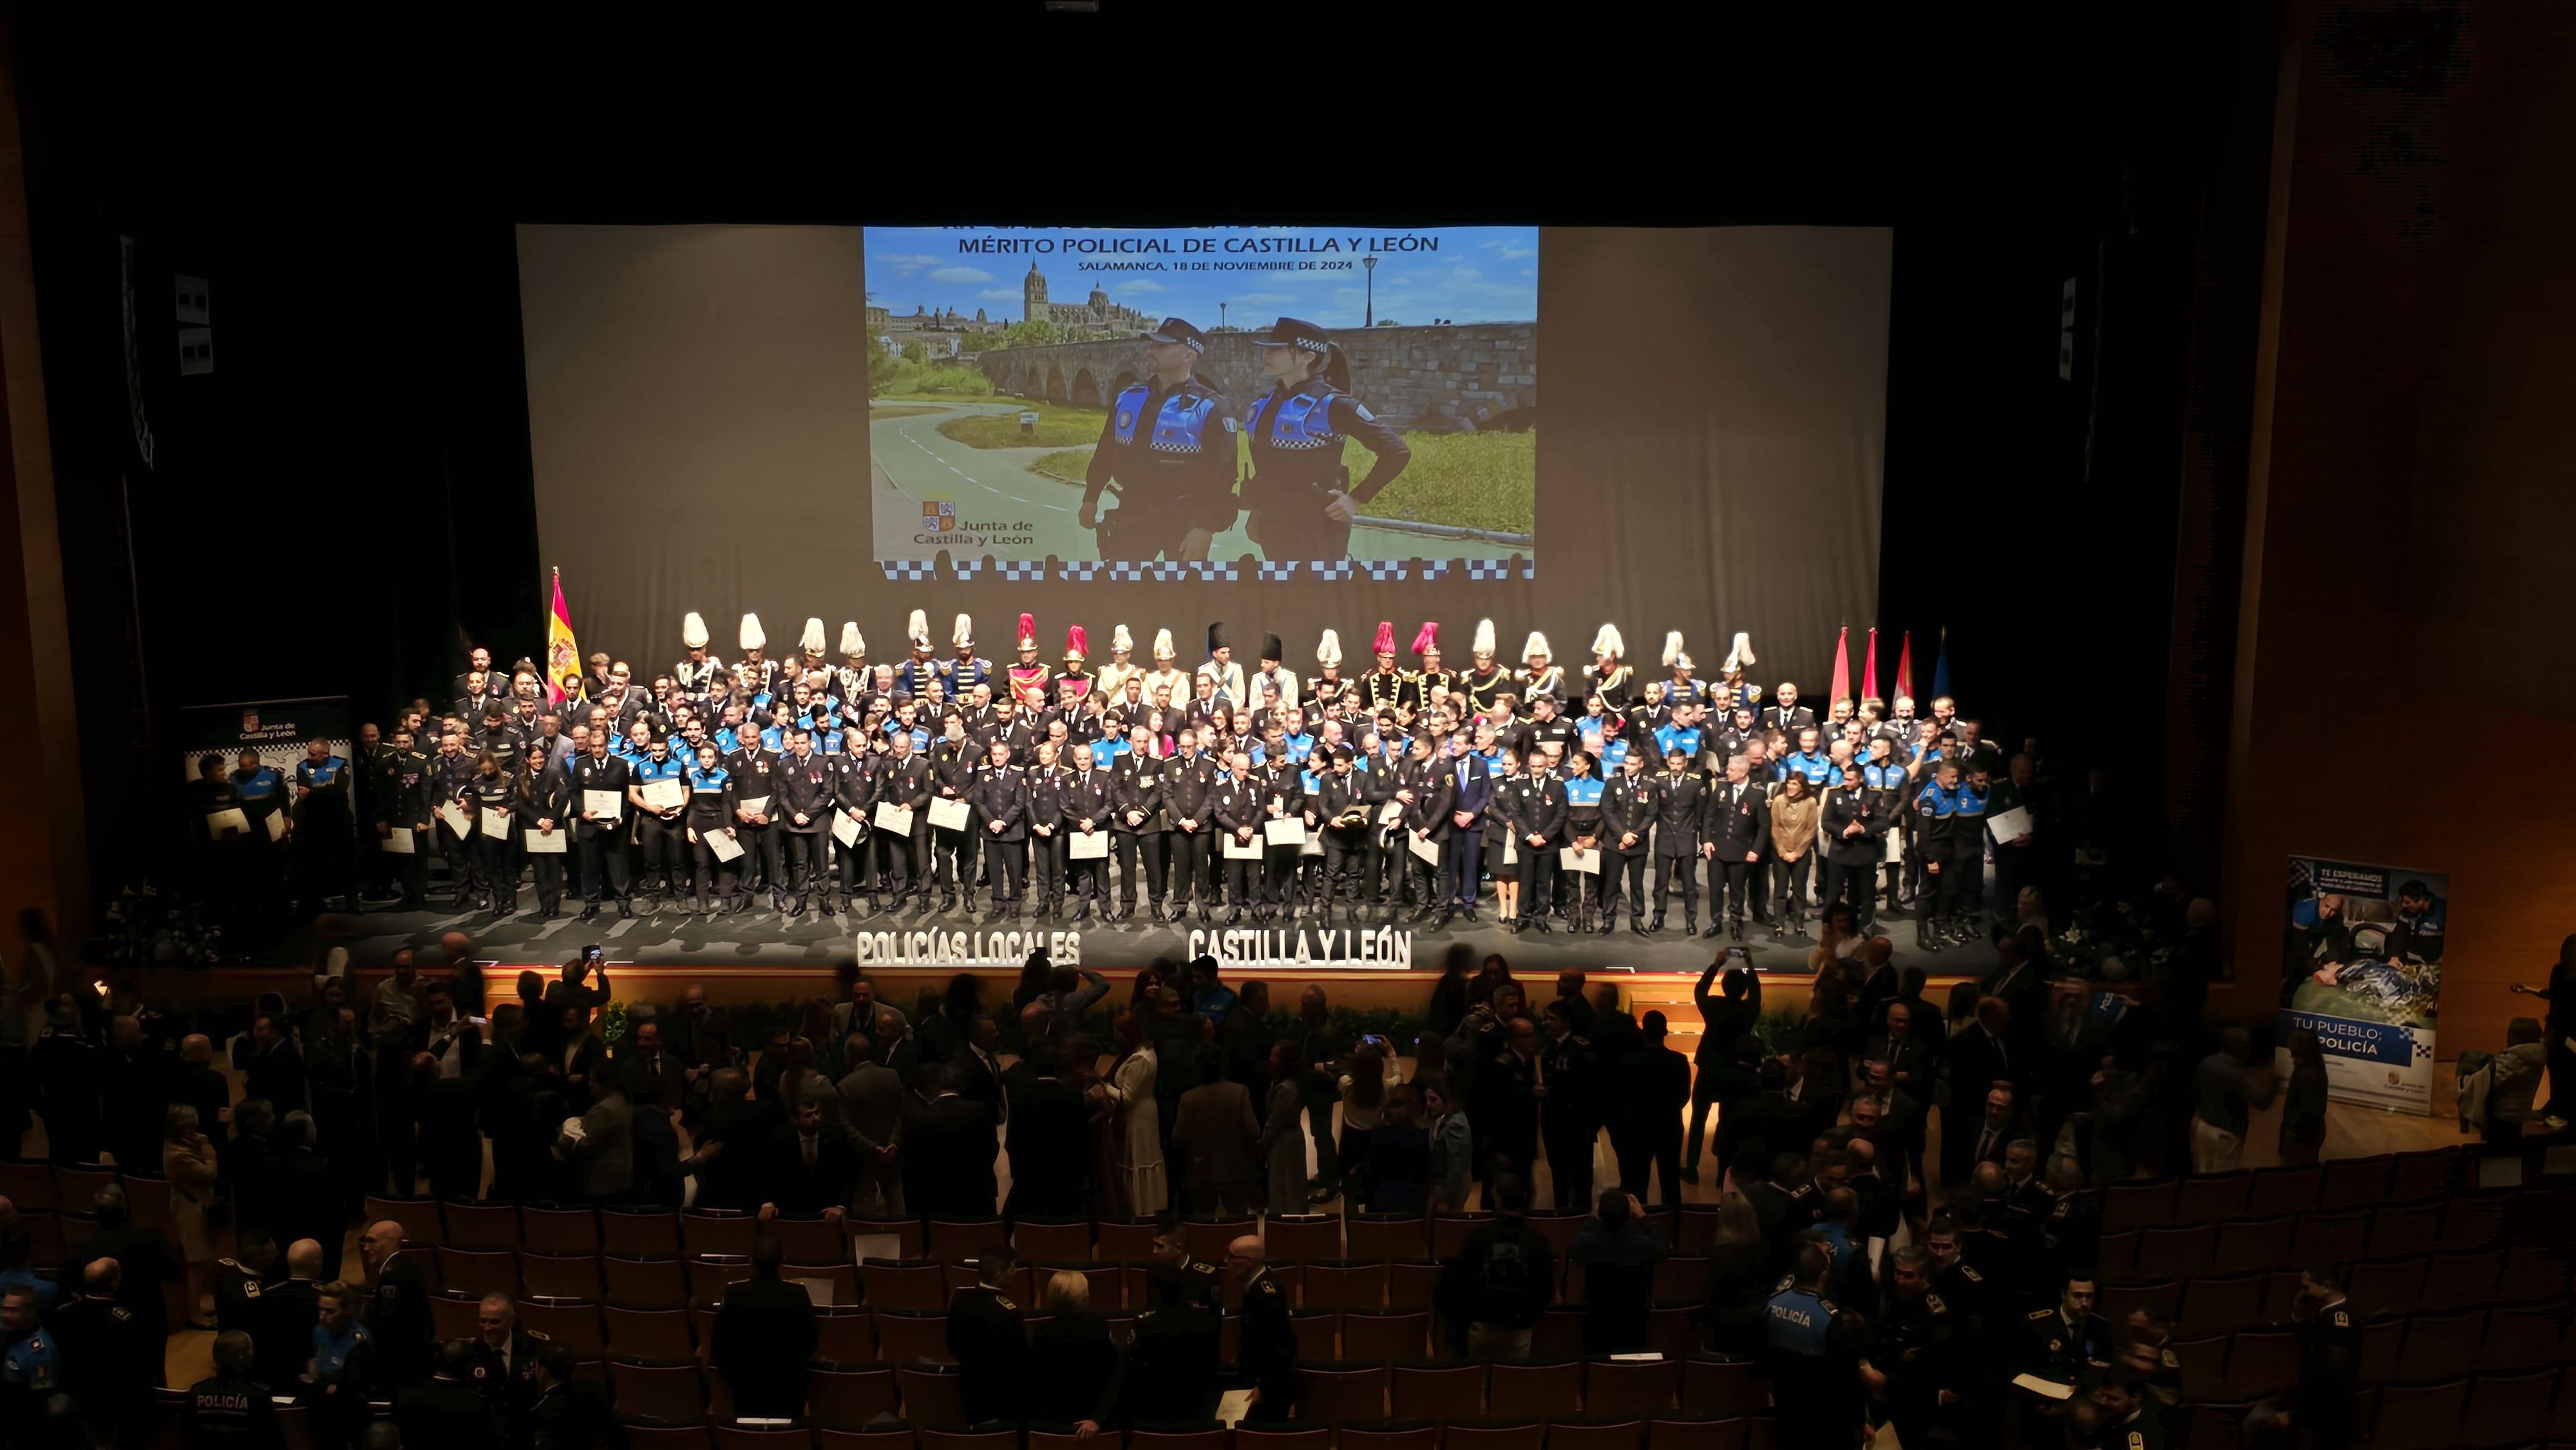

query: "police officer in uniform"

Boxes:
[1762, 1245, 1860, 1449]
[1211, 748, 1264, 923]
[2022, 1272, 2112, 1444]
[1110, 724, 1165, 921]
[1240, 317, 1411, 561]
[186, 1330, 281, 1447]
[1081, 317, 1238, 561]
[1309, 746, 1372, 925]
[1163, 735, 1220, 923]
[1912, 759, 1976, 952]
[1063, 741, 1117, 921]
[773, 728, 838, 918]
[1025, 740, 1072, 919]
[1821, 766, 1880, 932]
[1647, 746, 1708, 934]
[873, 727, 935, 910]
[973, 738, 1029, 919]
[466, 1292, 546, 1435]
[520, 755, 573, 921]
[1229, 1236, 1300, 1420]
[1600, 751, 1657, 935]
[944, 1247, 1030, 1426]
[1869, 1245, 1960, 1450]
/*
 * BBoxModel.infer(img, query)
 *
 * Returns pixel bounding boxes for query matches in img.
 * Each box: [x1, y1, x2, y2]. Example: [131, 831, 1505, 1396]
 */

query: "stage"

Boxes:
[307, 896, 2004, 981]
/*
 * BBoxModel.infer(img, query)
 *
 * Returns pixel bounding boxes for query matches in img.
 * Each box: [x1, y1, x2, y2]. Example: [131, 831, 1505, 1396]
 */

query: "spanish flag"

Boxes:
[545, 567, 580, 704]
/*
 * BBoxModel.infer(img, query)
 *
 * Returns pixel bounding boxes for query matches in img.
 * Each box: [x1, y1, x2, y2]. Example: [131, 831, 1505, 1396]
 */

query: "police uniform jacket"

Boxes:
[1403, 757, 1459, 840]
[1087, 373, 1238, 532]
[1311, 766, 1370, 832]
[928, 737, 983, 800]
[1822, 785, 1881, 867]
[972, 762, 1028, 841]
[1649, 769, 1708, 858]
[1512, 772, 1569, 844]
[770, 753, 835, 834]
[831, 749, 877, 816]
[1602, 771, 1658, 856]
[1112, 751, 1166, 832]
[1211, 775, 1262, 843]
[875, 751, 936, 814]
[1026, 763, 1073, 837]
[945, 1283, 1032, 1424]
[1065, 765, 1117, 833]
[1237, 1268, 1298, 1391]
[1164, 753, 1221, 829]
[724, 746, 781, 822]
[1705, 777, 1768, 858]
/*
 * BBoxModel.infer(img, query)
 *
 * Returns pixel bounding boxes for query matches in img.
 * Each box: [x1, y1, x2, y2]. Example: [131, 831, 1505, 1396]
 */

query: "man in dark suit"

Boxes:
[568, 734, 634, 918]
[1001, 1026, 1090, 1219]
[945, 1243, 1031, 1425]
[711, 1236, 818, 1418]
[1944, 996, 2020, 1105]
[759, 1097, 858, 1219]
[1438, 733, 1492, 921]
[905, 1060, 999, 1218]
[63, 1185, 178, 1342]
[1701, 756, 1769, 941]
[1941, 1083, 2032, 1193]
[1861, 999, 1935, 1098]
[617, 1016, 688, 1108]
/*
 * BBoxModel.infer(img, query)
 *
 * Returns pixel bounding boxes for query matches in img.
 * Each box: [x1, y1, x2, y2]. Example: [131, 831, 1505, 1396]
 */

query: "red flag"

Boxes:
[1893, 631, 1915, 703]
[1861, 627, 1880, 701]
[1828, 626, 1850, 706]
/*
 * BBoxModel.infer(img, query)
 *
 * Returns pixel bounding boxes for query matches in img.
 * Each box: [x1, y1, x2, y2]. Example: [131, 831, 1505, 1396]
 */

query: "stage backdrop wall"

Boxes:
[517, 223, 1889, 697]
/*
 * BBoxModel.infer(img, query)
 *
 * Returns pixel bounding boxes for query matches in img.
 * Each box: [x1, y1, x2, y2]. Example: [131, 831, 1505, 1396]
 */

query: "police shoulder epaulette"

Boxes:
[1772, 1274, 1797, 1294]
[2331, 1308, 2349, 1328]
[2126, 1433, 2145, 1450]
[216, 1257, 245, 1272]
[526, 1330, 551, 1342]
[108, 1305, 132, 1321]
[1189, 1261, 1217, 1276]
[996, 1295, 1019, 1312]
[1959, 1265, 1985, 1283]
[1567, 1034, 1589, 1047]
[1815, 1295, 1838, 1313]
[2026, 1308, 2054, 1321]
[1252, 1277, 1280, 1297]
[2160, 1348, 2179, 1369]
[1925, 1293, 1947, 1314]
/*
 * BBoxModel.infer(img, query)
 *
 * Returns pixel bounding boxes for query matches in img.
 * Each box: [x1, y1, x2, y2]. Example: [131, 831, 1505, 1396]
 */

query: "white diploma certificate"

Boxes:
[1409, 831, 1442, 865]
[1068, 831, 1109, 860]
[582, 789, 623, 822]
[1264, 817, 1307, 847]
[872, 803, 914, 834]
[927, 797, 971, 831]
[379, 825, 415, 854]
[206, 808, 249, 838]
[707, 831, 745, 862]
[831, 813, 863, 847]
[435, 802, 473, 838]
[1223, 834, 1263, 860]
[1559, 847, 1600, 874]
[641, 778, 687, 811]
[523, 829, 567, 854]
[480, 807, 513, 838]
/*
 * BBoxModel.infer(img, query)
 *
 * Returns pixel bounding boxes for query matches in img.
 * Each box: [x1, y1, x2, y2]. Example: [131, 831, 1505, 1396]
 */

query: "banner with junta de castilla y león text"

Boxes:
[2280, 855, 2446, 1115]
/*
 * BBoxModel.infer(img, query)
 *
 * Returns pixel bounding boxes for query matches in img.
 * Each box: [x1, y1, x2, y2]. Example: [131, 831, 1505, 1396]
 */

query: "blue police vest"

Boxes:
[1764, 1286, 1836, 1355]
[1479, 749, 1509, 777]
[1282, 733, 1315, 762]
[715, 727, 743, 753]
[234, 767, 284, 802]
[312, 1321, 372, 1383]
[758, 726, 784, 753]
[1863, 760, 1907, 791]
[1654, 724, 1703, 761]
[1778, 750, 1833, 786]
[301, 756, 348, 789]
[1566, 776, 1605, 809]
[1112, 384, 1221, 455]
[688, 766, 730, 795]
[1955, 781, 1989, 821]
[1245, 386, 1347, 451]
[1600, 737, 1631, 774]
[634, 755, 685, 784]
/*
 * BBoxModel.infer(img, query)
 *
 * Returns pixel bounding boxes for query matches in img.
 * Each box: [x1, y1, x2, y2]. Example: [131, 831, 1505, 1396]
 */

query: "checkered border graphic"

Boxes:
[879, 560, 938, 581]
[1257, 561, 1302, 581]
[880, 554, 1529, 582]
[996, 560, 1048, 581]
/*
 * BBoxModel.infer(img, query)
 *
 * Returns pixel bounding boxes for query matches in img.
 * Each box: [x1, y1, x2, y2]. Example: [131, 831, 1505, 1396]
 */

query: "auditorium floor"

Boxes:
[305, 898, 2005, 977]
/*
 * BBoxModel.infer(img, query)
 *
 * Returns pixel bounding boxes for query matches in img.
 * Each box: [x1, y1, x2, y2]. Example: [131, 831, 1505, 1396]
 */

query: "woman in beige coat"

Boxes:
[164, 1103, 221, 1326]
[1766, 773, 1821, 938]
